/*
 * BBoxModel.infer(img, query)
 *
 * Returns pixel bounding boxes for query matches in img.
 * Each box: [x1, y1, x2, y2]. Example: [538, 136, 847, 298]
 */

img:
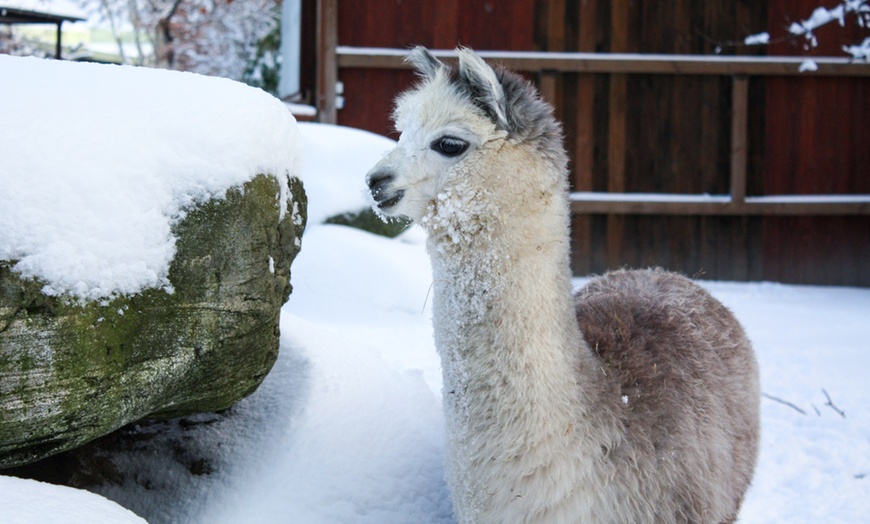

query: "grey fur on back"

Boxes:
[576, 268, 760, 523]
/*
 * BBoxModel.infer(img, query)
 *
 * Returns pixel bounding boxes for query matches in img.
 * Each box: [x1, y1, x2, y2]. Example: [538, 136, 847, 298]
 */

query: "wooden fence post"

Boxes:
[606, 0, 630, 268]
[730, 75, 749, 204]
[316, 0, 338, 124]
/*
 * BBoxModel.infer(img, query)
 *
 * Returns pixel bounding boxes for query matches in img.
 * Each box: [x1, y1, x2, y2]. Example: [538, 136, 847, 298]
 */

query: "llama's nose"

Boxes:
[366, 170, 394, 193]
[366, 170, 404, 210]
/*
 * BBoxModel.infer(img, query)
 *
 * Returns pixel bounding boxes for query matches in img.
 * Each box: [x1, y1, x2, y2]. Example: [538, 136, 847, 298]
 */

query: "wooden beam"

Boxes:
[55, 21, 62, 59]
[538, 71, 559, 109]
[316, 0, 338, 123]
[335, 47, 870, 77]
[570, 193, 870, 215]
[572, 0, 597, 274]
[545, 0, 566, 51]
[574, 77, 595, 191]
[606, 0, 630, 268]
[730, 75, 749, 204]
[572, 0, 596, 191]
[607, 75, 627, 193]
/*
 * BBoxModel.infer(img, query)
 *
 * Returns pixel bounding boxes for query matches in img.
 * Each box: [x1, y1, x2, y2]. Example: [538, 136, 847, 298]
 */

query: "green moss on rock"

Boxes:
[0, 174, 307, 468]
[325, 208, 410, 238]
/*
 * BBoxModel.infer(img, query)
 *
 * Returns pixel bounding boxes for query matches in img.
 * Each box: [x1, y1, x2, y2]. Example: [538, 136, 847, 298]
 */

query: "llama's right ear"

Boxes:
[406, 46, 445, 81]
[456, 47, 510, 131]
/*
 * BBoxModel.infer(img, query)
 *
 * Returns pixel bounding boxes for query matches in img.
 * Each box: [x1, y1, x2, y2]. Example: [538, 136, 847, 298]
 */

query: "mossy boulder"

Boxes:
[325, 208, 411, 238]
[0, 174, 307, 468]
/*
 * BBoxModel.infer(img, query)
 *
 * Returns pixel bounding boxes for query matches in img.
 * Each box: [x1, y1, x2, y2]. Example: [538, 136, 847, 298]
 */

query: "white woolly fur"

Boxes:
[365, 47, 760, 524]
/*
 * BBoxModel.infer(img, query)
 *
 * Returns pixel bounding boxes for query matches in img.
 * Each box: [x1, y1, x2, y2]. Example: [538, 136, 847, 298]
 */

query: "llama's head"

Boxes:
[365, 46, 567, 224]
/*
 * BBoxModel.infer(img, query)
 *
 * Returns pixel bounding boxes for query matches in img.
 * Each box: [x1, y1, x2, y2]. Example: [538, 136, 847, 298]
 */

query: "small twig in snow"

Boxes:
[422, 280, 434, 314]
[822, 388, 846, 418]
[762, 392, 807, 415]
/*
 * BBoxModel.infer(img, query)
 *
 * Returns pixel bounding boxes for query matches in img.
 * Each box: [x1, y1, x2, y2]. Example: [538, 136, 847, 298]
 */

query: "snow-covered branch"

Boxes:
[842, 36, 870, 59]
[738, 1, 870, 70]
[787, 0, 869, 39]
[73, 0, 280, 85]
[784, 0, 869, 59]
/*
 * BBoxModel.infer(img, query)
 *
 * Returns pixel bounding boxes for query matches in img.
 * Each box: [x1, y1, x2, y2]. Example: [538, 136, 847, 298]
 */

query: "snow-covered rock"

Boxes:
[0, 56, 307, 467]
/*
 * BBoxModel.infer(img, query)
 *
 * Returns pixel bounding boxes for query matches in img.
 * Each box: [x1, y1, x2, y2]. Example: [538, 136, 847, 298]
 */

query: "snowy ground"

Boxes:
[3, 116, 869, 521]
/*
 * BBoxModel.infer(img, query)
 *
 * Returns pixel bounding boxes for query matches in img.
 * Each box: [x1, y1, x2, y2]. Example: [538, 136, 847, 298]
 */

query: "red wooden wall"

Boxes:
[302, 0, 870, 286]
[762, 0, 870, 285]
[334, 0, 537, 138]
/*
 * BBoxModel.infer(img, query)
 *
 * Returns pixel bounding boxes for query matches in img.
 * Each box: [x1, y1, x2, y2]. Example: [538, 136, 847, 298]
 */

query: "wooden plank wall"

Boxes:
[318, 0, 870, 286]
[537, 1, 772, 281]
[334, 0, 537, 138]
[762, 0, 870, 286]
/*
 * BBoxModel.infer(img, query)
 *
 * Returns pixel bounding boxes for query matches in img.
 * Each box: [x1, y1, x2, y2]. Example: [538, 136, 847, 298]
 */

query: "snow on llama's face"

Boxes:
[365, 71, 506, 223]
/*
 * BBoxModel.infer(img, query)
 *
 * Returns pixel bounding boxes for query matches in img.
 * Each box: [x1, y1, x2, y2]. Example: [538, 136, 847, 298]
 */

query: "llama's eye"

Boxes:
[431, 136, 468, 157]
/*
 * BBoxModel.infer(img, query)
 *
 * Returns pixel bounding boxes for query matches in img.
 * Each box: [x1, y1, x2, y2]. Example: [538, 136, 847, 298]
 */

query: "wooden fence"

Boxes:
[309, 0, 870, 286]
[329, 47, 870, 217]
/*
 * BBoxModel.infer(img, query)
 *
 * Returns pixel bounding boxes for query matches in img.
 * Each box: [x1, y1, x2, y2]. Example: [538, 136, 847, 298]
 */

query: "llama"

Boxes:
[365, 47, 760, 524]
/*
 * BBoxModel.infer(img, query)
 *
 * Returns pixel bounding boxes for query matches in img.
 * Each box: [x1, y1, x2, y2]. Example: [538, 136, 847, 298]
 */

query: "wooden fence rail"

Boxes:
[322, 46, 870, 217]
[335, 47, 870, 76]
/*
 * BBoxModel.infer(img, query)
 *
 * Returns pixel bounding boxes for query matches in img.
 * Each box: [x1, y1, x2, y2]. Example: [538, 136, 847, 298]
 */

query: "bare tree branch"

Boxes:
[762, 393, 807, 415]
[822, 389, 846, 418]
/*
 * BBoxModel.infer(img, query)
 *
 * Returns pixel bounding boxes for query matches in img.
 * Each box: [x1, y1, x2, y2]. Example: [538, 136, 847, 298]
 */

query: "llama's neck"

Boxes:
[422, 164, 615, 519]
[426, 199, 601, 431]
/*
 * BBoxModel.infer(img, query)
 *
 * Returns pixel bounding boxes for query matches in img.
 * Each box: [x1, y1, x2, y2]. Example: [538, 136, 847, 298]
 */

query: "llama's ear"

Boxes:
[456, 47, 510, 130]
[406, 46, 445, 81]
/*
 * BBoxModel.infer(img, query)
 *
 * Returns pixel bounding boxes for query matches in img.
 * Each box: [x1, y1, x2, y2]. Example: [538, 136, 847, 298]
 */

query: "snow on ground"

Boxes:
[49, 124, 870, 523]
[1, 58, 868, 522]
[702, 282, 870, 522]
[77, 211, 870, 524]
[1, 475, 146, 524]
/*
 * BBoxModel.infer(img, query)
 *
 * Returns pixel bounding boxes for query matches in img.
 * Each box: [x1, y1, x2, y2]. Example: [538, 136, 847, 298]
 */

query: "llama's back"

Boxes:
[574, 268, 760, 523]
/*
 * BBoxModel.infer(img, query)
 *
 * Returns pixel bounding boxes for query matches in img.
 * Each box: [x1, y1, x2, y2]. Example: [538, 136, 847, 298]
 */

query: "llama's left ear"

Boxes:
[456, 47, 510, 130]
[406, 46, 446, 81]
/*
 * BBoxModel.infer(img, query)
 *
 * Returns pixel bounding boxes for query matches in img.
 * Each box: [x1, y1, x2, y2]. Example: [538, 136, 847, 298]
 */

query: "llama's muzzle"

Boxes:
[366, 170, 404, 210]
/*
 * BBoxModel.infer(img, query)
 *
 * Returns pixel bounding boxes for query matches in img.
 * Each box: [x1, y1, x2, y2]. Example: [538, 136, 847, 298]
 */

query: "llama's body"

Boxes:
[366, 47, 760, 523]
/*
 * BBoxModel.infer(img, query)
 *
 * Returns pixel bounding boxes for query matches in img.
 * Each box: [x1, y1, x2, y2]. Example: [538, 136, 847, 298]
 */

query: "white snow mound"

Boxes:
[0, 475, 147, 524]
